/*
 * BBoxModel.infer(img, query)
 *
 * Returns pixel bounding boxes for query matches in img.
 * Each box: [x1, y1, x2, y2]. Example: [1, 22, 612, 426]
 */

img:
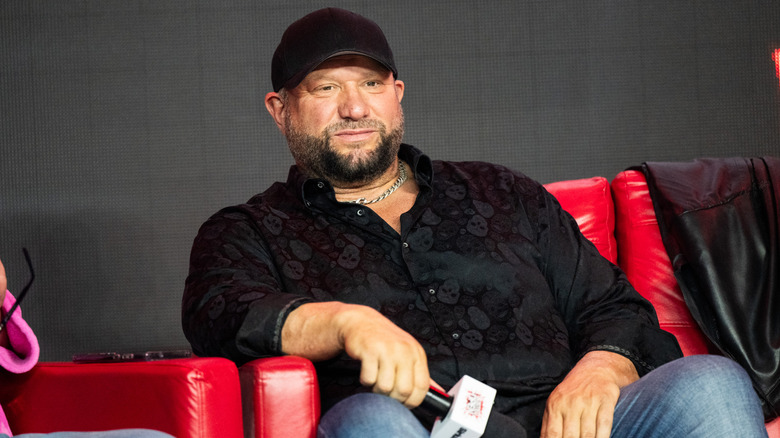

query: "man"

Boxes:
[182, 7, 767, 437]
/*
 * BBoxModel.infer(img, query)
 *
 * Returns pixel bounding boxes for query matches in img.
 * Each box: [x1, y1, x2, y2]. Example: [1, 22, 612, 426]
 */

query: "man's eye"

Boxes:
[365, 81, 381, 87]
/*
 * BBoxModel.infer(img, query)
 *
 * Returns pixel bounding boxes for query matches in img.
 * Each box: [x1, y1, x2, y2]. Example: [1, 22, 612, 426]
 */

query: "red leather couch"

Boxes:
[0, 357, 244, 437]
[5, 174, 773, 437]
[237, 173, 779, 438]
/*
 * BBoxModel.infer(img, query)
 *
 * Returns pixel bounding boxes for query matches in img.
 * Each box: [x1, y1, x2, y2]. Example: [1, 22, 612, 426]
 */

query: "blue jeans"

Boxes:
[2, 431, 173, 438]
[318, 355, 768, 438]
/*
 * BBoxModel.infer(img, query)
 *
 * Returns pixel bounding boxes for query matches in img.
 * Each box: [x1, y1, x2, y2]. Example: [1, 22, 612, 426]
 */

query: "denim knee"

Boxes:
[677, 354, 751, 389]
[637, 355, 759, 411]
[318, 393, 429, 438]
[613, 355, 767, 437]
[658, 355, 741, 390]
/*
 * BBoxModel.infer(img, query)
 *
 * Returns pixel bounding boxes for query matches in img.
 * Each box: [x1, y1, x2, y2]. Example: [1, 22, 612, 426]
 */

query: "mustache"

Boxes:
[324, 119, 386, 136]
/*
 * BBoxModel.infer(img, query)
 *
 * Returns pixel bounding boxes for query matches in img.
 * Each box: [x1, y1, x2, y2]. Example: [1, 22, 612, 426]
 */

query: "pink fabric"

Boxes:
[0, 291, 41, 436]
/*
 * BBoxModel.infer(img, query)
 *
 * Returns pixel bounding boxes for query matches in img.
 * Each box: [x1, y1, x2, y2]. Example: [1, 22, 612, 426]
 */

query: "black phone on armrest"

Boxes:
[72, 350, 192, 363]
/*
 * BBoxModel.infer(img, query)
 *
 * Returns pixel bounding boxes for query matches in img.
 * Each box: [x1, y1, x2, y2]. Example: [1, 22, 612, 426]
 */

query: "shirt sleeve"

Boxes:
[0, 291, 40, 374]
[182, 207, 314, 364]
[537, 187, 683, 375]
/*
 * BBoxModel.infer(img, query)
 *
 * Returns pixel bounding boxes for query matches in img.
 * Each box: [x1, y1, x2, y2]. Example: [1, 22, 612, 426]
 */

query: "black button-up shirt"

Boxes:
[183, 144, 682, 433]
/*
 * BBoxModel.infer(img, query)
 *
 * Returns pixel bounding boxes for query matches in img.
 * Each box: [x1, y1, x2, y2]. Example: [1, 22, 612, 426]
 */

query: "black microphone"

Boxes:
[420, 377, 528, 438]
[423, 376, 495, 438]
[421, 385, 453, 415]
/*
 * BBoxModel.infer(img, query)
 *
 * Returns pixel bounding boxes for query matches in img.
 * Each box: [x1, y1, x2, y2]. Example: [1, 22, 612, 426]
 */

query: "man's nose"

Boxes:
[338, 87, 370, 120]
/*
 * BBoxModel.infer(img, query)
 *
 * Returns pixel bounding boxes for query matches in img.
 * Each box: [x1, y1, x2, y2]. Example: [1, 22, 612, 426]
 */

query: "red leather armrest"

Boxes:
[545, 176, 618, 264]
[611, 170, 710, 356]
[240, 356, 320, 438]
[0, 358, 243, 438]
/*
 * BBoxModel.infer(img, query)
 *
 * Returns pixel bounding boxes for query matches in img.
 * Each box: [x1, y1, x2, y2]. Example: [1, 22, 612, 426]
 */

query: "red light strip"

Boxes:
[775, 48, 780, 88]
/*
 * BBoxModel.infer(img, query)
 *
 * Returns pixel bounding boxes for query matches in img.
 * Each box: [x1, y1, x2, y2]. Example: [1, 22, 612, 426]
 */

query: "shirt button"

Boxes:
[356, 209, 365, 216]
[452, 333, 460, 340]
[402, 242, 409, 248]
[429, 289, 436, 295]
[316, 182, 325, 189]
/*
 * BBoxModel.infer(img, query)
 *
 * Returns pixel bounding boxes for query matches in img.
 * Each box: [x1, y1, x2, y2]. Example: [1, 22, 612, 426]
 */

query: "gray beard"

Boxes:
[284, 115, 405, 186]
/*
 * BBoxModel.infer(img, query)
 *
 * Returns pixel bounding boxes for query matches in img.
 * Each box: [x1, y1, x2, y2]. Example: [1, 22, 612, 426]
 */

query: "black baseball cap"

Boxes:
[271, 8, 398, 92]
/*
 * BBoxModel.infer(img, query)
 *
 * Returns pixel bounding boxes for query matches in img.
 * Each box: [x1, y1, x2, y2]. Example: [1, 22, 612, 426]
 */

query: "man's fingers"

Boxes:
[372, 358, 398, 396]
[388, 360, 414, 404]
[361, 353, 430, 409]
[578, 407, 597, 438]
[359, 355, 379, 388]
[595, 401, 615, 438]
[407, 358, 430, 407]
[341, 307, 430, 406]
[540, 408, 561, 438]
[561, 412, 582, 438]
[373, 358, 429, 408]
[542, 393, 616, 438]
[393, 358, 429, 408]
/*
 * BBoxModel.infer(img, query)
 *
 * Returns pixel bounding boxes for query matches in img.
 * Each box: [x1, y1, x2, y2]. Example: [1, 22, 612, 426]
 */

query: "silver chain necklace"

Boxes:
[346, 161, 408, 205]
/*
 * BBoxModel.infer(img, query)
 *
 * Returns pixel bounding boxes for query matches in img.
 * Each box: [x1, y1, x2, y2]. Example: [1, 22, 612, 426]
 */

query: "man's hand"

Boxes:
[339, 305, 430, 408]
[540, 350, 639, 438]
[282, 302, 431, 408]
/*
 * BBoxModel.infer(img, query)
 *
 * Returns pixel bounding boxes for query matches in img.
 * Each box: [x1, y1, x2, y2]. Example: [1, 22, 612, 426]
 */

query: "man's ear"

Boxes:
[394, 79, 405, 103]
[265, 92, 286, 133]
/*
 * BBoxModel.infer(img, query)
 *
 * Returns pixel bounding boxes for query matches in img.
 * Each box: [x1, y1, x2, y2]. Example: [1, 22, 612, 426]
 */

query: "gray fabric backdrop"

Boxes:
[1, 1, 779, 361]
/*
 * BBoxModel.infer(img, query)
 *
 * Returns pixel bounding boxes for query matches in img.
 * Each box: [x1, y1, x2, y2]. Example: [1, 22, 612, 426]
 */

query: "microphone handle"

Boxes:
[420, 387, 452, 416]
